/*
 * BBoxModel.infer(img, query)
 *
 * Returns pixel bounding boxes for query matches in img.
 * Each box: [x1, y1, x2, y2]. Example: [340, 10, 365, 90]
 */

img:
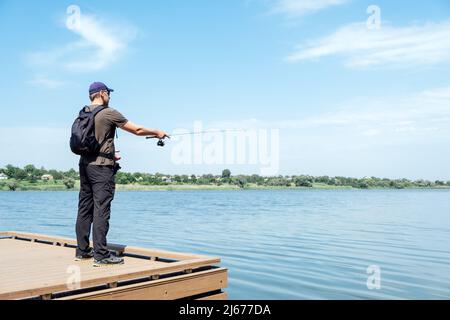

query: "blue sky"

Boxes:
[0, 0, 449, 179]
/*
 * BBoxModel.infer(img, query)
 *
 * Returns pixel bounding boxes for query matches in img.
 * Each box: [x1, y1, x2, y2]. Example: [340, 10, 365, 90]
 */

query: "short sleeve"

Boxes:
[105, 108, 128, 128]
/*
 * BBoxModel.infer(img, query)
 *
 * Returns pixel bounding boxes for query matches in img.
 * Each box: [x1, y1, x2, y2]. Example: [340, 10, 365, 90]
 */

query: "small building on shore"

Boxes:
[41, 174, 54, 181]
[161, 176, 172, 183]
[0, 173, 8, 180]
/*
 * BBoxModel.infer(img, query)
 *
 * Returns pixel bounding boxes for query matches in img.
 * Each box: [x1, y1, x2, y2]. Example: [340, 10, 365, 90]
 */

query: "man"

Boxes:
[76, 82, 169, 266]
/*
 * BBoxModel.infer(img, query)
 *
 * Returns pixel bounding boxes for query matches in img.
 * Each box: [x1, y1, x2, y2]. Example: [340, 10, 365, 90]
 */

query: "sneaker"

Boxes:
[75, 247, 94, 261]
[93, 255, 124, 267]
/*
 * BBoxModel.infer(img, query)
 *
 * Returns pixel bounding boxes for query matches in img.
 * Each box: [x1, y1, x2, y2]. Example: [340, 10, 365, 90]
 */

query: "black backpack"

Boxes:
[70, 105, 112, 158]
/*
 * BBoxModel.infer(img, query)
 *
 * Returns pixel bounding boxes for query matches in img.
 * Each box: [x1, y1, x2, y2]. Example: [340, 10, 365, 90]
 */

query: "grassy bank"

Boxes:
[2, 165, 450, 191]
[0, 180, 80, 191]
[1, 180, 449, 192]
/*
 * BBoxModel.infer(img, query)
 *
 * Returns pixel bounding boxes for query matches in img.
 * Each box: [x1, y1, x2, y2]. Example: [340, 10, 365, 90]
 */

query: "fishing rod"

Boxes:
[146, 129, 244, 147]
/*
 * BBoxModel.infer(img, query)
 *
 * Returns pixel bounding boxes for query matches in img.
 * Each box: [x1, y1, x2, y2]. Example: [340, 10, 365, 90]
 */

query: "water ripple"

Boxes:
[1, 189, 450, 299]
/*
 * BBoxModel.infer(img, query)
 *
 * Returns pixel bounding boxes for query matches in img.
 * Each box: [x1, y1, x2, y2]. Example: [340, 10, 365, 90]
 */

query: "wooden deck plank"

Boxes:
[1, 259, 221, 299]
[1, 261, 166, 287]
[0, 234, 222, 300]
[57, 268, 228, 300]
[4, 231, 209, 261]
[0, 261, 169, 288]
[0, 239, 165, 278]
[0, 239, 167, 294]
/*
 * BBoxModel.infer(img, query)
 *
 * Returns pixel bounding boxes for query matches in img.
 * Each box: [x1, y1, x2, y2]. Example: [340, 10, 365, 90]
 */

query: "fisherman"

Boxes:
[74, 82, 169, 266]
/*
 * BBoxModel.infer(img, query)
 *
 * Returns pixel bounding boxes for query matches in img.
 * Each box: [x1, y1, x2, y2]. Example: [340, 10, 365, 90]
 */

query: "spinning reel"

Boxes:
[146, 136, 167, 147]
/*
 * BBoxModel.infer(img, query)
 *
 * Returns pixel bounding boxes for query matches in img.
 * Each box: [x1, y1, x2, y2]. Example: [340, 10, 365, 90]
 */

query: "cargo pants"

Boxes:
[76, 164, 116, 260]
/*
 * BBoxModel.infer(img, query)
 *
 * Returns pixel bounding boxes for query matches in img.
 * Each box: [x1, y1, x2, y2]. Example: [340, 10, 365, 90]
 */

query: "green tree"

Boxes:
[357, 181, 369, 189]
[15, 169, 28, 181]
[63, 179, 75, 189]
[316, 176, 330, 184]
[221, 169, 231, 183]
[24, 164, 41, 182]
[295, 176, 313, 188]
[65, 168, 79, 180]
[7, 180, 18, 191]
[116, 172, 133, 184]
[235, 178, 247, 189]
[4, 165, 18, 178]
[197, 174, 215, 185]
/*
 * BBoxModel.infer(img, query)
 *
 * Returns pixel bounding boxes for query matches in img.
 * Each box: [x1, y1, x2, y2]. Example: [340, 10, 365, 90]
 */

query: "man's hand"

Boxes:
[114, 150, 122, 161]
[155, 130, 170, 139]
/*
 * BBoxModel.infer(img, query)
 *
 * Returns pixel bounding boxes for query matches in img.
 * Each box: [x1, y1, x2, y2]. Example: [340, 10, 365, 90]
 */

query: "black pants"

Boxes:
[76, 164, 116, 260]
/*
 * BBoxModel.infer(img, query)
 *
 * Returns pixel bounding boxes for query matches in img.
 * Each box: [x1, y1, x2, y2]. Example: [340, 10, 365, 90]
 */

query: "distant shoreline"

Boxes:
[1, 181, 449, 192]
[2, 165, 449, 191]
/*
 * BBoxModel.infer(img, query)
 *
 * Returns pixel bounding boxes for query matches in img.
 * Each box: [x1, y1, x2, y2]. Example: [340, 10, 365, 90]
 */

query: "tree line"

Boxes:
[0, 165, 78, 190]
[1, 165, 449, 190]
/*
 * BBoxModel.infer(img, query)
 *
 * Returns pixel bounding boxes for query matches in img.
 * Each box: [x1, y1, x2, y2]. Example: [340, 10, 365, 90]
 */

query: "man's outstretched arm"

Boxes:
[121, 121, 169, 139]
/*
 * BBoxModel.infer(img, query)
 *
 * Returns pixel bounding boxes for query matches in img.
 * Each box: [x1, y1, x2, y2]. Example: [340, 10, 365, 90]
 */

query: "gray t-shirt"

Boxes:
[80, 104, 128, 166]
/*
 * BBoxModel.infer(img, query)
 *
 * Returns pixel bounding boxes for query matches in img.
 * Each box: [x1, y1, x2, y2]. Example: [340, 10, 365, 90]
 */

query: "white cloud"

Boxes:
[27, 75, 66, 89]
[28, 13, 137, 73]
[287, 20, 450, 68]
[209, 86, 450, 178]
[212, 86, 450, 140]
[272, 0, 349, 17]
[362, 128, 382, 137]
[422, 86, 450, 100]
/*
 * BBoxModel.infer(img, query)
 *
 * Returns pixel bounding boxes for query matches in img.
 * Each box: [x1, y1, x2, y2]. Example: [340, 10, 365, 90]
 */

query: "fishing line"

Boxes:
[146, 129, 245, 147]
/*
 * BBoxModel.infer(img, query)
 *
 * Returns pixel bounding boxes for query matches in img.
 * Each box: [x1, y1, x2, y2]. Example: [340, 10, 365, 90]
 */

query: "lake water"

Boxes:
[0, 189, 449, 299]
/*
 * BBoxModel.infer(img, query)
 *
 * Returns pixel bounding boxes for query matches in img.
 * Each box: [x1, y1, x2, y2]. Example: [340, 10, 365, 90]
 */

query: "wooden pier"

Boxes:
[0, 231, 227, 300]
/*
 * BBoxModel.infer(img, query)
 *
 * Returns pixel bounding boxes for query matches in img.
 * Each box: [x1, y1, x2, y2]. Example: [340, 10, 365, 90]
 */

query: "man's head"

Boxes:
[89, 82, 114, 106]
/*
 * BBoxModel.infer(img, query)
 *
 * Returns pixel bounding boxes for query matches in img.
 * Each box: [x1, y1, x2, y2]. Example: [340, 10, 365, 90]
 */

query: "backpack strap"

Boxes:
[91, 105, 108, 116]
[91, 105, 115, 161]
[98, 152, 115, 160]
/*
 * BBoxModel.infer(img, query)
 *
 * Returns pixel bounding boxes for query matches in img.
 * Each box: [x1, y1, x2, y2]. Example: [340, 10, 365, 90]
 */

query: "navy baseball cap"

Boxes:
[89, 82, 114, 95]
